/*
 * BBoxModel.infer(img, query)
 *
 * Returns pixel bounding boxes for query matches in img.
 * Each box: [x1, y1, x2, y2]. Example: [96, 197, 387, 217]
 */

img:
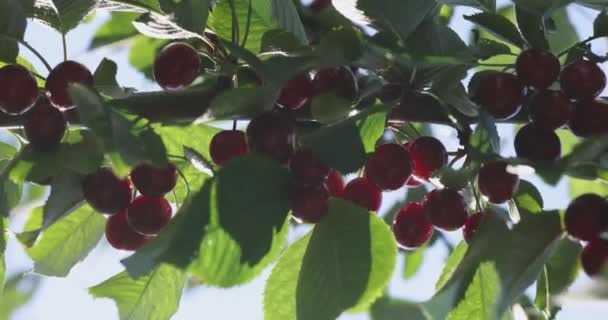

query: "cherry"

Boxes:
[364, 143, 412, 191]
[312, 67, 358, 100]
[291, 185, 330, 223]
[45, 60, 94, 110]
[564, 194, 608, 241]
[154, 42, 201, 90]
[569, 98, 608, 138]
[408, 137, 448, 180]
[23, 103, 67, 151]
[210, 130, 248, 165]
[581, 239, 608, 276]
[277, 73, 314, 110]
[478, 161, 519, 204]
[309, 0, 331, 13]
[289, 148, 329, 186]
[514, 123, 561, 162]
[560, 59, 606, 100]
[529, 90, 572, 130]
[0, 64, 38, 115]
[515, 48, 560, 89]
[423, 188, 468, 231]
[247, 111, 296, 164]
[325, 169, 345, 197]
[126, 195, 172, 235]
[131, 163, 178, 196]
[83, 168, 133, 215]
[392, 202, 434, 249]
[463, 212, 483, 243]
[105, 209, 151, 251]
[473, 72, 524, 120]
[341, 177, 382, 212]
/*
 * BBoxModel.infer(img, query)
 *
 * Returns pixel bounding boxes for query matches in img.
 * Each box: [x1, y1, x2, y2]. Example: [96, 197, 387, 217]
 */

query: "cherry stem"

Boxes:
[558, 35, 604, 57]
[61, 33, 68, 62]
[477, 63, 515, 68]
[174, 165, 191, 196]
[241, 0, 253, 47]
[172, 190, 181, 208]
[232, 119, 237, 131]
[228, 0, 240, 44]
[0, 34, 53, 72]
[471, 181, 482, 212]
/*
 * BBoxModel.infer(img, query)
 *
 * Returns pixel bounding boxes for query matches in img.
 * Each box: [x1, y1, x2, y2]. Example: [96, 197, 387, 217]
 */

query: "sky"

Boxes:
[3, 1, 608, 319]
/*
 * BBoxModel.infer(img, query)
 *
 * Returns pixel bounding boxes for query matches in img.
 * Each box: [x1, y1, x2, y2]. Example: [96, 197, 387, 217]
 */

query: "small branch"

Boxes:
[241, 0, 253, 47]
[61, 33, 68, 61]
[0, 34, 53, 72]
[558, 35, 604, 57]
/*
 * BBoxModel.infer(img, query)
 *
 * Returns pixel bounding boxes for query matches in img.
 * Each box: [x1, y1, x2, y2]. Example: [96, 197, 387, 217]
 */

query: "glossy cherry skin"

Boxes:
[154, 42, 201, 90]
[0, 64, 39, 115]
[408, 137, 448, 180]
[463, 212, 483, 243]
[565, 194, 608, 241]
[478, 161, 520, 204]
[24, 103, 67, 151]
[126, 195, 172, 235]
[105, 209, 152, 251]
[392, 202, 434, 249]
[516, 49, 560, 89]
[529, 90, 572, 130]
[309, 0, 332, 13]
[246, 111, 296, 164]
[291, 185, 330, 223]
[45, 60, 94, 110]
[423, 188, 468, 231]
[277, 73, 314, 110]
[131, 163, 178, 196]
[514, 124, 561, 162]
[83, 168, 133, 215]
[341, 177, 382, 212]
[325, 169, 345, 197]
[364, 143, 412, 191]
[473, 72, 524, 120]
[289, 148, 329, 186]
[210, 130, 248, 165]
[569, 99, 608, 138]
[560, 59, 606, 100]
[312, 67, 358, 100]
[581, 239, 608, 276]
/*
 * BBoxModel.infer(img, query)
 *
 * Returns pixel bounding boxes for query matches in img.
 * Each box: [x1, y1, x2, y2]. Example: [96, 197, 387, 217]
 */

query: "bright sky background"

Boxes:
[3, 1, 608, 319]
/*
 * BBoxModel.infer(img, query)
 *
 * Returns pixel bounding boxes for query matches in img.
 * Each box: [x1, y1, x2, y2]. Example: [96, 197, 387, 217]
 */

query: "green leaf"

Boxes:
[470, 38, 512, 60]
[0, 217, 7, 295]
[464, 13, 526, 48]
[99, 0, 162, 13]
[513, 0, 574, 16]
[94, 58, 135, 98]
[515, 6, 549, 49]
[310, 94, 354, 124]
[406, 22, 472, 59]
[431, 66, 478, 117]
[89, 12, 139, 49]
[0, 155, 24, 216]
[0, 141, 17, 161]
[546, 8, 579, 53]
[264, 199, 398, 320]
[208, 86, 280, 119]
[271, 0, 307, 44]
[173, 0, 211, 35]
[370, 296, 430, 320]
[440, 0, 496, 12]
[41, 173, 85, 229]
[23, 0, 97, 33]
[89, 264, 186, 320]
[403, 247, 426, 280]
[594, 10, 608, 37]
[469, 111, 499, 161]
[128, 36, 168, 78]
[0, 274, 40, 320]
[513, 179, 544, 215]
[436, 241, 469, 290]
[0, 0, 27, 62]
[446, 262, 501, 320]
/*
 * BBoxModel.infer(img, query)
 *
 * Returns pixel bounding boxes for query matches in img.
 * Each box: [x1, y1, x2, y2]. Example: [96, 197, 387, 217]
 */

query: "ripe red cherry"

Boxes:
[210, 130, 248, 165]
[408, 137, 448, 180]
[309, 0, 331, 13]
[514, 124, 561, 162]
[154, 42, 201, 90]
[473, 72, 524, 120]
[364, 143, 412, 191]
[83, 168, 133, 215]
[478, 161, 520, 204]
[325, 169, 345, 197]
[569, 99, 608, 138]
[392, 202, 434, 249]
[529, 90, 572, 130]
[289, 149, 329, 186]
[24, 103, 67, 151]
[105, 209, 151, 251]
[312, 67, 358, 100]
[45, 60, 93, 110]
[291, 185, 330, 223]
[0, 64, 38, 115]
[126, 195, 172, 235]
[131, 163, 178, 196]
[581, 239, 608, 276]
[341, 177, 382, 212]
[560, 59, 606, 100]
[463, 212, 483, 243]
[516, 48, 560, 89]
[564, 194, 608, 241]
[424, 188, 468, 231]
[247, 111, 295, 164]
[277, 73, 314, 110]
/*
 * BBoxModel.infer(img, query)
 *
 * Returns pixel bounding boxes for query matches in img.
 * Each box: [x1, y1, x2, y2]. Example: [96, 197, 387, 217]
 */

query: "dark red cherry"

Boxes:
[24, 103, 67, 151]
[0, 64, 38, 115]
[516, 48, 560, 89]
[312, 67, 357, 100]
[277, 73, 314, 110]
[473, 72, 524, 120]
[341, 177, 382, 212]
[392, 202, 434, 249]
[105, 209, 151, 251]
[529, 90, 572, 130]
[423, 188, 468, 231]
[408, 137, 448, 180]
[309, 0, 331, 13]
[210, 130, 248, 165]
[565, 194, 608, 241]
[246, 111, 295, 164]
[514, 124, 561, 162]
[581, 239, 608, 276]
[325, 169, 345, 197]
[289, 149, 329, 186]
[131, 163, 178, 196]
[463, 212, 483, 243]
[291, 185, 330, 223]
[45, 60, 94, 110]
[560, 59, 606, 100]
[83, 168, 133, 215]
[569, 99, 608, 138]
[364, 143, 412, 191]
[126, 195, 172, 235]
[154, 42, 201, 90]
[478, 161, 520, 204]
